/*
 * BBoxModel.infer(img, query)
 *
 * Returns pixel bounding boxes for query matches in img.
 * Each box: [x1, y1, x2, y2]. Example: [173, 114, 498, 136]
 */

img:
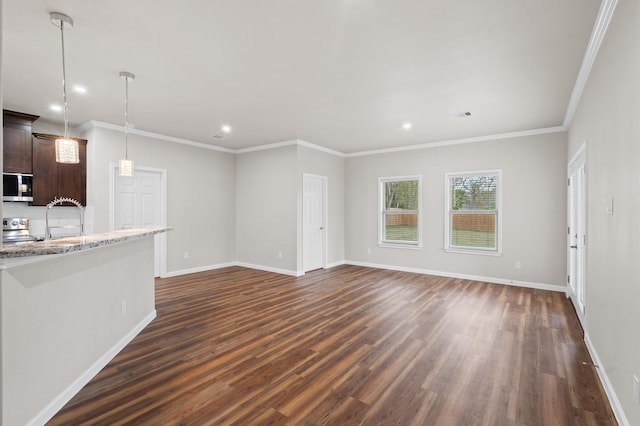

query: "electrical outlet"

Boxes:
[121, 301, 126, 316]
[515, 261, 522, 269]
[367, 248, 372, 255]
[633, 375, 639, 406]
[183, 251, 189, 260]
[277, 251, 283, 259]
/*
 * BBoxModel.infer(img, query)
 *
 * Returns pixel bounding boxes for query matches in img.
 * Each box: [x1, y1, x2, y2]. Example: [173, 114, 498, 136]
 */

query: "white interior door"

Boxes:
[303, 174, 326, 272]
[114, 167, 166, 277]
[568, 147, 587, 325]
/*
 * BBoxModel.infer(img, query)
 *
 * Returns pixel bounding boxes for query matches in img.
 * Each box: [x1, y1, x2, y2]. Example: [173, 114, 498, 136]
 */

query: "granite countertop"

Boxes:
[0, 227, 172, 259]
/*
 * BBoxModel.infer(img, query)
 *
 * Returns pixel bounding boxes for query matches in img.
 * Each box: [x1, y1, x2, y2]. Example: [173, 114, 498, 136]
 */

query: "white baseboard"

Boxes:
[161, 262, 237, 278]
[584, 333, 630, 426]
[162, 259, 564, 293]
[30, 310, 157, 426]
[325, 260, 346, 269]
[162, 262, 303, 278]
[235, 262, 303, 277]
[344, 260, 566, 292]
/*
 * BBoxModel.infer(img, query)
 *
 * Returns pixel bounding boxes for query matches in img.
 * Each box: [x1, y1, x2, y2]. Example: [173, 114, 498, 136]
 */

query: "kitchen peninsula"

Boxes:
[0, 227, 171, 426]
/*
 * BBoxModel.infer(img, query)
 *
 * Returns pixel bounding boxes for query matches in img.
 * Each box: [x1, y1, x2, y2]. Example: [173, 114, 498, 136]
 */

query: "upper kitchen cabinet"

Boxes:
[3, 109, 39, 173]
[32, 133, 87, 206]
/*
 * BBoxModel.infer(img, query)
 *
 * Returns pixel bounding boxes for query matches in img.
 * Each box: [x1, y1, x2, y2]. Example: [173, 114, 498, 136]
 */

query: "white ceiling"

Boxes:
[2, 0, 602, 153]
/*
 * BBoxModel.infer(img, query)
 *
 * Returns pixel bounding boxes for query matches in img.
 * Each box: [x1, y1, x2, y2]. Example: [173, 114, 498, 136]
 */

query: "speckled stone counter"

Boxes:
[0, 227, 172, 260]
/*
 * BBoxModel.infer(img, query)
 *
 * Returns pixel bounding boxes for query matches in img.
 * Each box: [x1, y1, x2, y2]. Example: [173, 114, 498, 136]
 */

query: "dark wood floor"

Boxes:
[48, 265, 616, 425]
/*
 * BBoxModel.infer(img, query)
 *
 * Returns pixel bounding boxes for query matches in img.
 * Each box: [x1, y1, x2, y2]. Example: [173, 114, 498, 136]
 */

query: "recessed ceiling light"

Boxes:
[73, 85, 87, 94]
[402, 122, 412, 130]
[50, 104, 63, 112]
[221, 124, 232, 134]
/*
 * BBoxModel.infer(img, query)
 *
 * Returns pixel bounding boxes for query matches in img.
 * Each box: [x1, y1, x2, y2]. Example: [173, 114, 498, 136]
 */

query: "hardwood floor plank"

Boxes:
[48, 266, 617, 425]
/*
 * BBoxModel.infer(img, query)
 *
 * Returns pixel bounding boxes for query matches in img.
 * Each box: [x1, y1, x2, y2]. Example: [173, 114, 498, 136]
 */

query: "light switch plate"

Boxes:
[606, 197, 614, 215]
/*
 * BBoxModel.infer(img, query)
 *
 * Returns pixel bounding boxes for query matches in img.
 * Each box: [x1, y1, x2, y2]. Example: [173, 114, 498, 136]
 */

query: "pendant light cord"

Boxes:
[59, 20, 69, 139]
[124, 75, 129, 159]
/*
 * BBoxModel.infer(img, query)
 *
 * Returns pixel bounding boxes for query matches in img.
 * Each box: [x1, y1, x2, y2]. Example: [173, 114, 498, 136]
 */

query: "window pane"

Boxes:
[450, 175, 497, 210]
[385, 180, 418, 210]
[450, 212, 496, 248]
[384, 213, 418, 241]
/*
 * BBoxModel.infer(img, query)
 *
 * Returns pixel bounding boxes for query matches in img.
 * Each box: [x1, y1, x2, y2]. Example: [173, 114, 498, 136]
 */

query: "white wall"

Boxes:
[235, 145, 299, 274]
[85, 126, 236, 275]
[1, 237, 155, 426]
[297, 145, 345, 268]
[567, 0, 640, 423]
[345, 132, 568, 288]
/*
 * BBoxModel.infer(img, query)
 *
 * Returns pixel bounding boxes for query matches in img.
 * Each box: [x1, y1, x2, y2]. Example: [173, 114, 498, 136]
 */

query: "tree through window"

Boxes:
[379, 176, 421, 247]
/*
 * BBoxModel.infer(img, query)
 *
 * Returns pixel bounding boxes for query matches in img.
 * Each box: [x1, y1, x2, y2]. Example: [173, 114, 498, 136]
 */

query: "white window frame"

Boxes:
[444, 170, 502, 256]
[378, 175, 422, 249]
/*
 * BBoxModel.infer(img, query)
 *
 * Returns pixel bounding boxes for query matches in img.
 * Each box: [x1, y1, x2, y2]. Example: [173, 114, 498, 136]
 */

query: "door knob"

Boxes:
[319, 227, 324, 230]
[570, 245, 577, 249]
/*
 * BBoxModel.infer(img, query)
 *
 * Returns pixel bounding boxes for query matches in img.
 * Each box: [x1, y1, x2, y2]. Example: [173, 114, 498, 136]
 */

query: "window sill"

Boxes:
[444, 248, 502, 256]
[379, 242, 422, 250]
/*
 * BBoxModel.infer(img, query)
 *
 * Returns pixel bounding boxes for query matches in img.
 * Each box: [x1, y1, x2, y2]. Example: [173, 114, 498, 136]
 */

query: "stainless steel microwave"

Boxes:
[3, 173, 33, 202]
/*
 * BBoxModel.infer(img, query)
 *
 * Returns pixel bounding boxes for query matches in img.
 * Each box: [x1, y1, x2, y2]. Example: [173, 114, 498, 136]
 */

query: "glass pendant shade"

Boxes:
[119, 158, 134, 177]
[55, 137, 80, 163]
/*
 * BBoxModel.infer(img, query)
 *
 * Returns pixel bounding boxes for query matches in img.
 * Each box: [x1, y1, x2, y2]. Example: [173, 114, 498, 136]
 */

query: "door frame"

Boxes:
[567, 142, 587, 327]
[110, 163, 168, 277]
[302, 173, 328, 273]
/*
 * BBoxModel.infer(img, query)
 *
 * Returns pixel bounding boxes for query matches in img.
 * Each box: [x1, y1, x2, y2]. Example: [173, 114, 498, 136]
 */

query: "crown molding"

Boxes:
[344, 126, 567, 157]
[563, 0, 619, 128]
[79, 121, 236, 153]
[233, 139, 300, 154]
[80, 120, 567, 159]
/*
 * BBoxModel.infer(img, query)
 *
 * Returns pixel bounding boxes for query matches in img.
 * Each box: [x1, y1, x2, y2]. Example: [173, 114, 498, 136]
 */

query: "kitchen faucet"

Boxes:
[45, 197, 85, 240]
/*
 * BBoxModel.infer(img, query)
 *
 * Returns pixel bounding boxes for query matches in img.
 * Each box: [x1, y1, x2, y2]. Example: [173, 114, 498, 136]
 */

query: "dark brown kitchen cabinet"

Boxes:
[32, 133, 87, 206]
[3, 110, 39, 173]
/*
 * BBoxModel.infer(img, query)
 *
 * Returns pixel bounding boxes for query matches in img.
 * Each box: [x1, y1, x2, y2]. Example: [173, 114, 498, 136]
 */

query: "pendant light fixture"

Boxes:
[119, 71, 135, 177]
[50, 12, 80, 164]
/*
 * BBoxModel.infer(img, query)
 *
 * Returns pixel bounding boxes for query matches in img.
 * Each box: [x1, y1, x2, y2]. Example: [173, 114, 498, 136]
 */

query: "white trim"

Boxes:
[584, 333, 630, 426]
[444, 248, 503, 256]
[345, 260, 565, 292]
[563, 0, 619, 128]
[109, 164, 169, 277]
[378, 243, 422, 250]
[80, 121, 235, 153]
[235, 139, 299, 154]
[29, 310, 157, 426]
[78, 121, 568, 160]
[346, 127, 566, 157]
[568, 140, 588, 168]
[297, 140, 346, 158]
[235, 261, 303, 277]
[325, 260, 346, 269]
[161, 262, 237, 278]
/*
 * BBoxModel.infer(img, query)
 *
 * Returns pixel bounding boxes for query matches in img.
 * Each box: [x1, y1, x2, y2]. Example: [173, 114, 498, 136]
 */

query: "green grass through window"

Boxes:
[451, 230, 495, 248]
[385, 225, 418, 242]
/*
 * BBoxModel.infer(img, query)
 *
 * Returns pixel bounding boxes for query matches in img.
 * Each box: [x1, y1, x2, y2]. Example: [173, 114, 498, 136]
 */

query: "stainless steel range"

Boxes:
[3, 217, 38, 245]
